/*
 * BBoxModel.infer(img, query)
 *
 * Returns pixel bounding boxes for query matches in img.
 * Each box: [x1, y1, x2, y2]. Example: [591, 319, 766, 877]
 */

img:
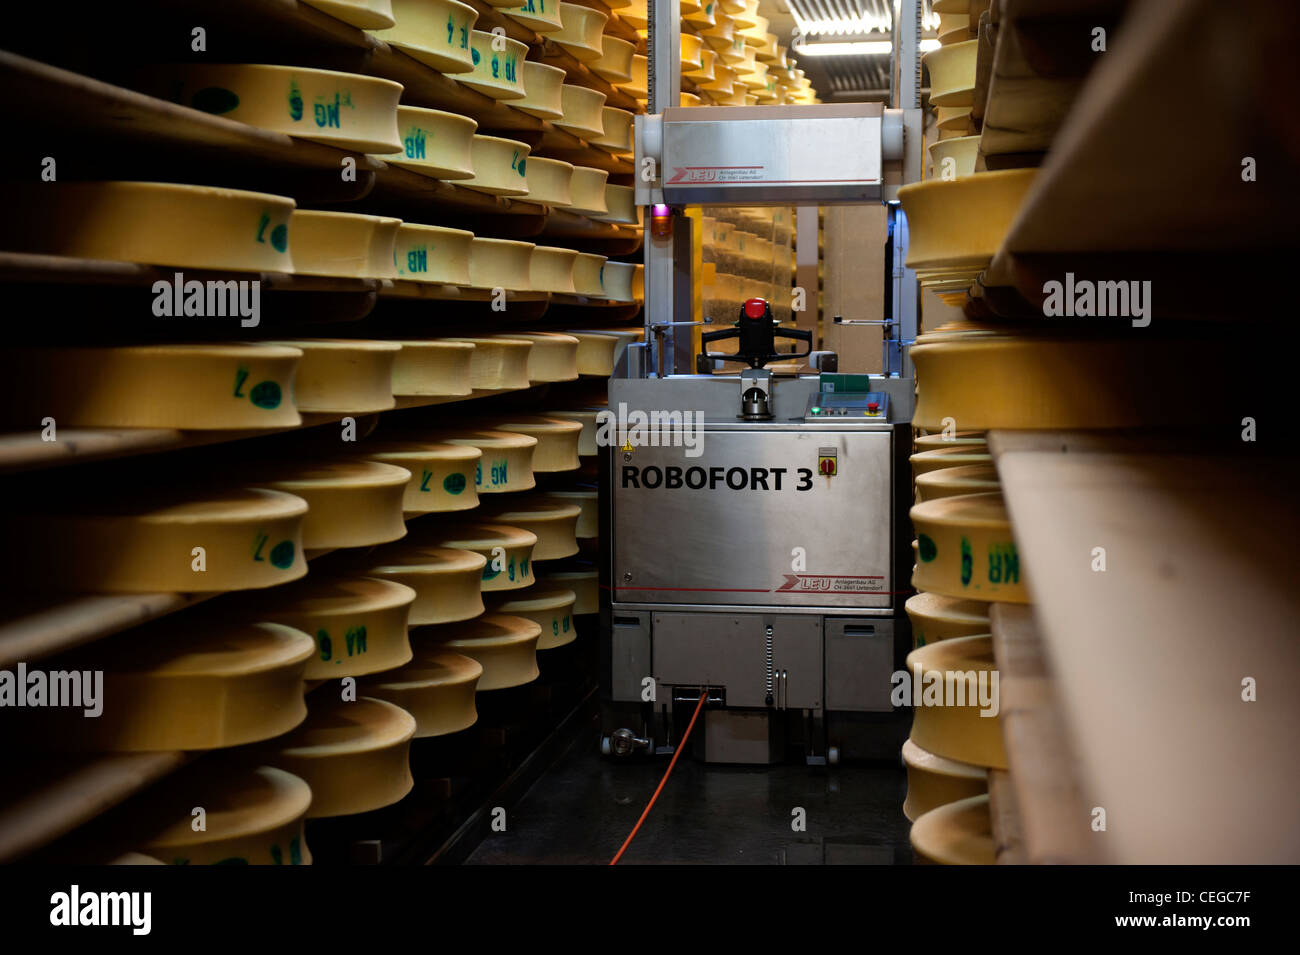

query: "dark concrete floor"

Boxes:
[466, 731, 914, 865]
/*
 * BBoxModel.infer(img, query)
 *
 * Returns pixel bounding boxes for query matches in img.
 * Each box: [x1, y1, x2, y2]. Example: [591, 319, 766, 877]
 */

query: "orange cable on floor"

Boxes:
[609, 689, 709, 866]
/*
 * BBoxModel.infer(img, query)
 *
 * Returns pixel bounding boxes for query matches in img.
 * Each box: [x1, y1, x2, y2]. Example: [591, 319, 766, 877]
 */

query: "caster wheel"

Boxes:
[827, 746, 840, 766]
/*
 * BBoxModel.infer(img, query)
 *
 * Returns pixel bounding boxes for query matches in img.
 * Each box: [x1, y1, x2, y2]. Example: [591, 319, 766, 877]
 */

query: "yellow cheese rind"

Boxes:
[571, 332, 620, 373]
[390, 338, 475, 396]
[921, 39, 977, 106]
[263, 338, 398, 413]
[459, 30, 529, 99]
[4, 488, 308, 593]
[287, 210, 400, 278]
[527, 247, 579, 295]
[483, 499, 582, 560]
[505, 0, 564, 31]
[390, 106, 478, 180]
[910, 445, 993, 475]
[363, 440, 481, 513]
[590, 107, 634, 152]
[428, 521, 539, 590]
[424, 428, 537, 493]
[514, 61, 567, 119]
[475, 416, 583, 472]
[904, 591, 991, 648]
[910, 492, 1027, 603]
[0, 181, 295, 272]
[897, 169, 1036, 270]
[928, 134, 980, 180]
[564, 167, 611, 215]
[600, 261, 638, 301]
[525, 156, 575, 206]
[914, 463, 1001, 502]
[625, 54, 649, 96]
[250, 459, 410, 549]
[504, 332, 580, 381]
[903, 738, 988, 822]
[2, 344, 302, 430]
[553, 2, 608, 61]
[16, 620, 314, 752]
[155, 63, 404, 153]
[539, 568, 598, 614]
[359, 545, 487, 625]
[441, 338, 533, 390]
[555, 85, 607, 139]
[909, 793, 995, 865]
[372, 0, 478, 74]
[418, 613, 542, 689]
[540, 489, 597, 538]
[595, 184, 639, 225]
[490, 586, 578, 649]
[913, 432, 986, 452]
[252, 575, 416, 679]
[137, 765, 314, 865]
[361, 650, 482, 737]
[467, 238, 535, 289]
[591, 35, 636, 81]
[905, 634, 1006, 769]
[271, 696, 416, 818]
[302, 0, 395, 28]
[462, 136, 531, 196]
[545, 410, 600, 456]
[393, 223, 475, 284]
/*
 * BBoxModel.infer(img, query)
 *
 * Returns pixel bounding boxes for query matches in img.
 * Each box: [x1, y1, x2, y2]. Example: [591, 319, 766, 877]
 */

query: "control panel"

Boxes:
[804, 391, 890, 421]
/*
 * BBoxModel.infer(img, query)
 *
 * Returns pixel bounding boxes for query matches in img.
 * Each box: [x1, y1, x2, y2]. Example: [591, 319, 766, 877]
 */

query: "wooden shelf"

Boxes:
[988, 429, 1300, 863]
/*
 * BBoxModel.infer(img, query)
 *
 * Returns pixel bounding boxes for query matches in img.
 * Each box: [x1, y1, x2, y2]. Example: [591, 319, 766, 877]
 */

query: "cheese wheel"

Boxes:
[504, 0, 563, 31]
[427, 521, 538, 590]
[393, 223, 474, 284]
[685, 0, 717, 27]
[911, 493, 1027, 604]
[525, 156, 575, 206]
[590, 107, 634, 152]
[482, 499, 581, 559]
[625, 54, 648, 97]
[528, 246, 579, 294]
[390, 338, 475, 396]
[0, 181, 295, 273]
[898, 169, 1036, 271]
[303, 0, 395, 28]
[928, 134, 980, 180]
[496, 332, 580, 382]
[389, 106, 477, 180]
[16, 620, 313, 752]
[937, 10, 970, 43]
[686, 47, 718, 82]
[4, 487, 308, 593]
[544, 409, 600, 456]
[418, 613, 541, 689]
[913, 432, 986, 452]
[565, 167, 611, 215]
[540, 489, 597, 537]
[922, 39, 977, 107]
[287, 210, 400, 278]
[903, 738, 988, 822]
[249, 460, 409, 550]
[600, 261, 637, 301]
[514, 61, 566, 120]
[905, 591, 990, 649]
[475, 417, 582, 472]
[553, 3, 608, 61]
[270, 695, 414, 818]
[935, 105, 971, 130]
[571, 253, 609, 297]
[702, 13, 735, 52]
[462, 136, 531, 196]
[251, 575, 416, 679]
[596, 184, 638, 224]
[424, 428, 537, 492]
[372, 0, 478, 74]
[358, 545, 486, 624]
[363, 440, 480, 512]
[459, 30, 528, 99]
[592, 35, 636, 82]
[490, 586, 578, 649]
[538, 567, 598, 614]
[261, 338, 398, 413]
[570, 331, 620, 374]
[1, 344, 301, 430]
[136, 765, 313, 866]
[621, 0, 648, 28]
[909, 793, 995, 865]
[680, 91, 704, 107]
[906, 634, 1006, 769]
[680, 31, 704, 71]
[361, 650, 482, 737]
[467, 239, 535, 290]
[910, 445, 993, 475]
[555, 85, 607, 140]
[152, 63, 403, 153]
[441, 338, 533, 389]
[915, 463, 1001, 502]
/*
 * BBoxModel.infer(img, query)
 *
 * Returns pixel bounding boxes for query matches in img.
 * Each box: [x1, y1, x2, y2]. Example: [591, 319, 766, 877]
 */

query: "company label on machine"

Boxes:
[776, 574, 885, 594]
[621, 465, 814, 491]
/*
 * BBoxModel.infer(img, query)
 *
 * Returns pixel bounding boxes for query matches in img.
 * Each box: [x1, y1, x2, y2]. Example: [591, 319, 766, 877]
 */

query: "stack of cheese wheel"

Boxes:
[473, 416, 583, 472]
[247, 459, 410, 550]
[130, 761, 314, 865]
[362, 649, 483, 738]
[362, 439, 481, 513]
[249, 574, 417, 679]
[443, 337, 533, 391]
[356, 543, 487, 625]
[481, 497, 582, 561]
[414, 613, 542, 690]
[2, 487, 309, 593]
[425, 521, 539, 591]
[422, 427, 537, 494]
[12, 617, 314, 752]
[538, 567, 598, 615]
[490, 585, 578, 650]
[268, 694, 416, 817]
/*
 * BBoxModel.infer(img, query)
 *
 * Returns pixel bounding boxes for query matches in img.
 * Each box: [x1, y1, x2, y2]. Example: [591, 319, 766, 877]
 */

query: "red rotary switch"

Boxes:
[744, 298, 767, 320]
